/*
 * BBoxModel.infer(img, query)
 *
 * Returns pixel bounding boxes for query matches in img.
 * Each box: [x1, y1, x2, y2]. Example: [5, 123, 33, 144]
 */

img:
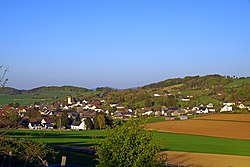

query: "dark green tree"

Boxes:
[0, 66, 57, 166]
[97, 114, 106, 129]
[0, 136, 56, 166]
[145, 98, 153, 108]
[166, 95, 177, 108]
[56, 116, 61, 128]
[61, 111, 69, 128]
[25, 107, 42, 121]
[85, 117, 94, 130]
[75, 114, 81, 121]
[108, 105, 117, 113]
[93, 115, 99, 129]
[0, 111, 20, 128]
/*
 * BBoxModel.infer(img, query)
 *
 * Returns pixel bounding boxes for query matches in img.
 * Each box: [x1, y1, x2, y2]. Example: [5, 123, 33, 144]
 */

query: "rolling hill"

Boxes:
[1, 75, 250, 106]
[0, 86, 101, 105]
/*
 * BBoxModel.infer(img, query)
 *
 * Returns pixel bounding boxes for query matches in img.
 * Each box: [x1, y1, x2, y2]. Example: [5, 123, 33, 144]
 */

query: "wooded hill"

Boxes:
[105, 75, 250, 110]
[1, 75, 250, 107]
[0, 86, 96, 106]
[0, 86, 91, 95]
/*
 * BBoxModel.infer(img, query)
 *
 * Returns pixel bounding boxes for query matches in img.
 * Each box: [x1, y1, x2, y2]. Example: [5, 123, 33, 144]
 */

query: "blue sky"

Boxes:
[1, 0, 250, 89]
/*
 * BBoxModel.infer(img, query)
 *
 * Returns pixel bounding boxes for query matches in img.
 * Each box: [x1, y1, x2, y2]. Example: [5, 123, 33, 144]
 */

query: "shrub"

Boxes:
[96, 118, 166, 167]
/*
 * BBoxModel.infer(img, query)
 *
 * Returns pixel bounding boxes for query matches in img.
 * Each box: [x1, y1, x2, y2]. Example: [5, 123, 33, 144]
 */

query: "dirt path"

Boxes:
[166, 151, 250, 167]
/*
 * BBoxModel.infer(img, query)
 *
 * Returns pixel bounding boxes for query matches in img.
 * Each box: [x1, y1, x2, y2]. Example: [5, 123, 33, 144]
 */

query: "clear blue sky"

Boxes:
[1, 0, 250, 89]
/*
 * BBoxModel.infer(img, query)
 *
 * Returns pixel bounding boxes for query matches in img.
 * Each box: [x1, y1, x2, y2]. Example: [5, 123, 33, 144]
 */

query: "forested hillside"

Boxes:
[1, 75, 250, 107]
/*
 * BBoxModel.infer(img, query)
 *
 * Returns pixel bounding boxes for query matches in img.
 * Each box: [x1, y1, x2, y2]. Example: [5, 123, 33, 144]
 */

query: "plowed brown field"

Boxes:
[146, 115, 250, 140]
[167, 151, 250, 167]
[194, 114, 250, 122]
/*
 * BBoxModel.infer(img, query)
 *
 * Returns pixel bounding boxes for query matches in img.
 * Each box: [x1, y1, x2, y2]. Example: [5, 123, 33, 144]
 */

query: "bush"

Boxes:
[0, 135, 56, 166]
[96, 118, 166, 167]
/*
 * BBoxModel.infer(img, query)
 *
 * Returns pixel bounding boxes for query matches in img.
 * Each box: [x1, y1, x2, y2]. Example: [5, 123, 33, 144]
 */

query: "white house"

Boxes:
[83, 104, 97, 110]
[180, 98, 190, 102]
[223, 103, 235, 106]
[191, 107, 199, 112]
[178, 115, 188, 120]
[82, 100, 88, 104]
[207, 103, 216, 113]
[28, 122, 42, 129]
[171, 110, 181, 117]
[63, 106, 69, 110]
[110, 103, 118, 108]
[71, 120, 87, 130]
[73, 102, 83, 107]
[207, 103, 214, 108]
[41, 117, 55, 129]
[95, 108, 103, 112]
[117, 106, 125, 109]
[220, 105, 233, 112]
[208, 108, 216, 113]
[196, 107, 209, 114]
[238, 103, 246, 109]
[142, 110, 153, 116]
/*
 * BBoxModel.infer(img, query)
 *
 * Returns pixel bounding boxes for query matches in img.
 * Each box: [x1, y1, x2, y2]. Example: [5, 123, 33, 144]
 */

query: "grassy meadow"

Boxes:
[0, 91, 101, 106]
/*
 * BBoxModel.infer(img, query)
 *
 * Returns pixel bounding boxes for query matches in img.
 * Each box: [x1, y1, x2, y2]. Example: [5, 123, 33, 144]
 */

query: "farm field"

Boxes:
[194, 114, 250, 122]
[3, 129, 250, 156]
[3, 129, 102, 147]
[167, 151, 250, 167]
[147, 114, 250, 140]
[3, 128, 250, 166]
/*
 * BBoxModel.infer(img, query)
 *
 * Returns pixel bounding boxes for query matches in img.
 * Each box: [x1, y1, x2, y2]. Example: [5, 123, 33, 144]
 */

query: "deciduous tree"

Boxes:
[85, 117, 94, 130]
[96, 118, 166, 167]
[61, 111, 69, 128]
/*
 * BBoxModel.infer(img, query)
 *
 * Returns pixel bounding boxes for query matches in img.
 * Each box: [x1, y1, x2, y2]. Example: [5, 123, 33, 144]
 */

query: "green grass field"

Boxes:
[197, 96, 220, 104]
[227, 78, 250, 88]
[0, 90, 101, 106]
[155, 132, 250, 156]
[146, 116, 166, 123]
[0, 92, 72, 105]
[3, 129, 250, 156]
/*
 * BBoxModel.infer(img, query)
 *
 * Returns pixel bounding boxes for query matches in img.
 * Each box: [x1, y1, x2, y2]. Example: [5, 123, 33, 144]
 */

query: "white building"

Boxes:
[223, 103, 235, 106]
[196, 107, 209, 114]
[84, 104, 97, 110]
[110, 103, 118, 108]
[71, 120, 86, 130]
[67, 96, 72, 105]
[180, 98, 190, 102]
[220, 105, 233, 112]
[28, 122, 42, 129]
[238, 103, 246, 109]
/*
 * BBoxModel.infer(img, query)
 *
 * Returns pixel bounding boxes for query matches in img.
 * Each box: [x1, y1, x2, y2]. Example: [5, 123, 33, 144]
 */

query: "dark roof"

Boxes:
[71, 121, 81, 126]
[43, 117, 56, 124]
[168, 108, 179, 111]
[199, 107, 207, 111]
[29, 122, 41, 126]
[45, 123, 54, 127]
